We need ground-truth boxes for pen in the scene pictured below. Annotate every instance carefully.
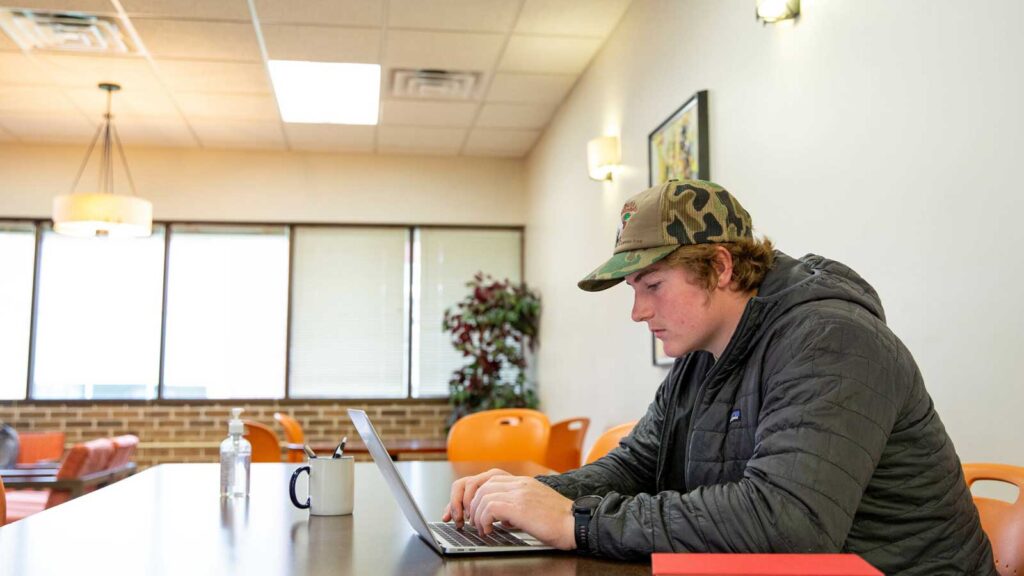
[333,436,347,458]
[303,444,317,459]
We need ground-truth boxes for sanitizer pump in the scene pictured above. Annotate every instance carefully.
[220,407,251,497]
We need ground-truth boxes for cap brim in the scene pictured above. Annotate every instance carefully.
[577,245,679,292]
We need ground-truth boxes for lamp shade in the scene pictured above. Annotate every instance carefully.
[53,193,153,238]
[587,135,620,181]
[756,0,800,23]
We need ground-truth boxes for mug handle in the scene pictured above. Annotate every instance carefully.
[289,465,310,509]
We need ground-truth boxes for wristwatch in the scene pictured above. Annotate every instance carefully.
[572,495,603,552]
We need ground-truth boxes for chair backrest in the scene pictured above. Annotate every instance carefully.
[584,421,638,465]
[16,431,65,464]
[273,413,306,463]
[963,463,1024,576]
[107,435,139,469]
[447,409,550,465]
[545,417,590,473]
[48,438,116,508]
[243,421,282,463]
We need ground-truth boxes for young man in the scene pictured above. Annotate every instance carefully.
[443,180,997,575]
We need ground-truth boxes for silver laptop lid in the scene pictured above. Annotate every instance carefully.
[347,409,442,553]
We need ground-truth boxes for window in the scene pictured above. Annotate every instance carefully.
[0,222,36,400]
[32,224,166,400]
[289,227,409,398]
[162,225,289,399]
[9,221,522,401]
[412,229,522,398]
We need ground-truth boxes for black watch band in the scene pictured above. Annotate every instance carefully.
[572,495,603,553]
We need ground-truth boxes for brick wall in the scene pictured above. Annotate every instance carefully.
[0,400,451,469]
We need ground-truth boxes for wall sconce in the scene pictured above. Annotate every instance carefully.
[587,135,620,181]
[756,0,799,24]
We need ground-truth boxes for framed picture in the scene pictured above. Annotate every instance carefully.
[648,90,709,366]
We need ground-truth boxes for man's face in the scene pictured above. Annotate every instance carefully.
[625,261,727,358]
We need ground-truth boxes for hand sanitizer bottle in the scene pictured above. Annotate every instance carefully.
[220,407,251,497]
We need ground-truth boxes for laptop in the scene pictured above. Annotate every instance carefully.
[347,408,554,555]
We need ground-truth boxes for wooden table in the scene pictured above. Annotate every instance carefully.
[0,461,649,575]
[308,438,447,460]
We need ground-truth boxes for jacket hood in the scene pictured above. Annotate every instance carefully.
[715,251,885,373]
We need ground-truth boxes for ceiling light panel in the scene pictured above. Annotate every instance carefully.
[268,60,380,125]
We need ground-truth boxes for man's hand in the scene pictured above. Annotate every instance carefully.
[443,468,513,528]
[449,473,576,550]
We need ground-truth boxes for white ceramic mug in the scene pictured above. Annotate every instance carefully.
[289,456,354,516]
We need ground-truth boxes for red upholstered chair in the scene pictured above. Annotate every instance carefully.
[15,431,65,464]
[107,435,139,469]
[5,438,115,523]
[545,417,590,473]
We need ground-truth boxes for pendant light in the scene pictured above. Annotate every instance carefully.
[52,83,152,238]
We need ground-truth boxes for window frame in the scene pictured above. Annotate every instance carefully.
[3,218,524,403]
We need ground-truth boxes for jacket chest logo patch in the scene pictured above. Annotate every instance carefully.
[729,409,741,424]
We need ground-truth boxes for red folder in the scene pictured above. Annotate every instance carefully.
[651,554,883,576]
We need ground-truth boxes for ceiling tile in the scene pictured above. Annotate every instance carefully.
[121,0,251,20]
[261,25,379,62]
[515,0,631,37]
[133,19,261,61]
[0,85,76,113]
[191,119,285,150]
[115,116,197,147]
[253,0,383,26]
[384,30,504,71]
[153,59,270,93]
[285,123,375,152]
[3,0,116,13]
[65,86,180,117]
[388,0,519,33]
[475,103,554,129]
[380,100,477,127]
[486,72,575,104]
[378,126,465,155]
[499,35,602,74]
[174,92,279,120]
[0,53,52,86]
[40,54,164,92]
[0,111,96,144]
[464,128,539,156]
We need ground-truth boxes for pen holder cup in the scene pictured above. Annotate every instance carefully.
[289,456,354,516]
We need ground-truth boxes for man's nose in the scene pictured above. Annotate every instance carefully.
[631,294,651,323]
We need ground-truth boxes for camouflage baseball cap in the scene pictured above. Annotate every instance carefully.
[578,179,753,292]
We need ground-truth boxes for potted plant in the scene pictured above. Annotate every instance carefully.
[442,273,541,427]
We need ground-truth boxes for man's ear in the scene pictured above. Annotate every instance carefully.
[712,245,734,289]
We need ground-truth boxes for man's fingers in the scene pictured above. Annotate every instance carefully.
[476,498,515,535]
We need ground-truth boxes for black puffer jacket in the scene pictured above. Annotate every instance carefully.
[539,252,996,575]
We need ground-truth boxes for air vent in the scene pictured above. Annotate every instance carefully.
[0,9,136,54]
[390,69,481,100]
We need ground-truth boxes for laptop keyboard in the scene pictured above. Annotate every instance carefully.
[430,522,529,547]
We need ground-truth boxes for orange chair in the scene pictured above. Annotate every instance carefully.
[243,421,282,463]
[274,412,306,463]
[584,421,638,465]
[545,417,590,473]
[16,431,65,464]
[107,435,139,469]
[5,437,115,523]
[447,409,550,465]
[963,463,1024,576]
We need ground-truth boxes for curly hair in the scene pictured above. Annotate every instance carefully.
[661,237,775,293]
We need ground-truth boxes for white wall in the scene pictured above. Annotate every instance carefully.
[526,0,1024,464]
[0,145,525,225]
